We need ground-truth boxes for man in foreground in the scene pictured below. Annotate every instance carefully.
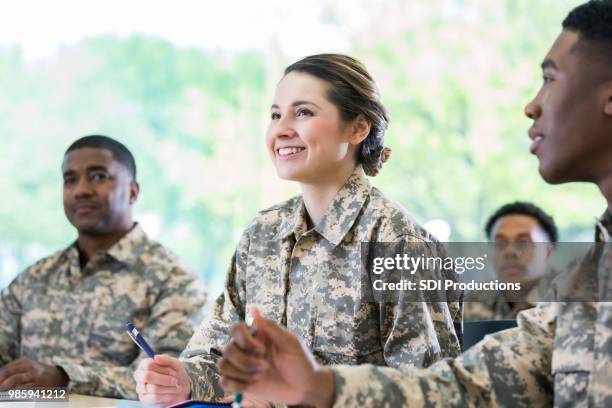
[218,1,612,406]
[0,135,207,399]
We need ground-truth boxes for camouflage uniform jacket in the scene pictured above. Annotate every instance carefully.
[463,270,557,321]
[331,212,612,407]
[181,166,463,401]
[0,224,207,399]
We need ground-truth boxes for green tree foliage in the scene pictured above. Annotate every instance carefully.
[0,36,268,290]
[350,0,600,240]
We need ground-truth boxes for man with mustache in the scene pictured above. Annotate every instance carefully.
[464,201,558,320]
[0,135,207,399]
[217,0,612,406]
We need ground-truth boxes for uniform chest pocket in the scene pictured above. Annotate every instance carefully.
[21,291,100,359]
[86,295,144,365]
[312,302,384,365]
[551,367,590,408]
[551,302,594,408]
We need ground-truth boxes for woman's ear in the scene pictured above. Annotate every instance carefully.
[349,115,371,145]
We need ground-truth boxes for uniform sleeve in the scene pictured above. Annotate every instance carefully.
[0,273,25,366]
[180,231,249,401]
[58,266,208,399]
[378,238,463,370]
[332,302,556,407]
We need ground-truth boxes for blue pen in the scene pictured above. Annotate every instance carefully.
[126,322,156,358]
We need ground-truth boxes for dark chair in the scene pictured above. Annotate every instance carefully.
[462,319,517,351]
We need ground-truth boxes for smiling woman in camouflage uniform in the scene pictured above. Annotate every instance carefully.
[135,54,463,407]
[216,2,612,406]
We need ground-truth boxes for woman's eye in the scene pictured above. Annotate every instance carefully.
[271,112,280,120]
[296,108,313,117]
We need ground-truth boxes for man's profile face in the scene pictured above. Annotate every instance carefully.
[491,214,554,284]
[524,30,612,184]
[62,147,137,236]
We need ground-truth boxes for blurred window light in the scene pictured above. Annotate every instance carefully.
[1,254,18,286]
[423,219,451,242]
[0,0,381,60]
[139,212,162,239]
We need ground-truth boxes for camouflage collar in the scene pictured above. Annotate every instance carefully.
[524,269,557,304]
[66,223,148,271]
[271,199,307,241]
[272,166,372,245]
[105,223,148,266]
[314,166,372,246]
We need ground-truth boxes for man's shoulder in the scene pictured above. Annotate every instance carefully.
[20,247,70,280]
[1,247,71,294]
[113,236,206,304]
[463,294,501,321]
[547,243,601,302]
[134,236,195,278]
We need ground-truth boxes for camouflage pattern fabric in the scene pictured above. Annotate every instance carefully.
[181,166,463,401]
[331,212,612,407]
[0,224,207,399]
[463,270,557,321]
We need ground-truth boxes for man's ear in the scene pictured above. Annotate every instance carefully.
[349,115,371,145]
[129,181,140,205]
[603,81,612,116]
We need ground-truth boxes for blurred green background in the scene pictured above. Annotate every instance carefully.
[0,0,600,295]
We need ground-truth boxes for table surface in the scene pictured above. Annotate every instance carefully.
[0,394,151,408]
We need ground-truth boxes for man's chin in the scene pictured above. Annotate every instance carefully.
[538,162,574,185]
[499,270,526,283]
[70,220,105,236]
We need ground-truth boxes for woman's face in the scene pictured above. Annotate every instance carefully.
[266,71,358,183]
